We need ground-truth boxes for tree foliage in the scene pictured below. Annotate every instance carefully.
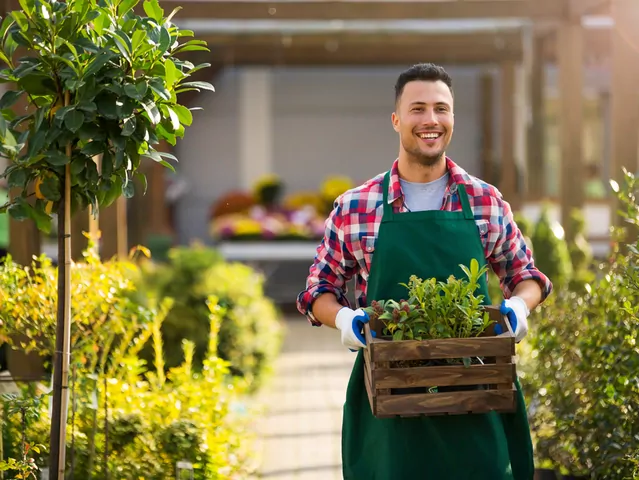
[0,0,213,233]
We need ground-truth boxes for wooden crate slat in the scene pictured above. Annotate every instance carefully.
[371,336,514,361]
[376,388,517,417]
[374,363,515,389]
[363,354,375,412]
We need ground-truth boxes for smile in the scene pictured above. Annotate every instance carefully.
[417,132,442,140]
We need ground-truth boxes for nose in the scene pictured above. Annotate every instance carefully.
[422,108,439,126]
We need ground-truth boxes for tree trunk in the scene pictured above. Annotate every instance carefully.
[49,100,73,478]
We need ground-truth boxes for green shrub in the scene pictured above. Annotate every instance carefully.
[522,170,639,479]
[0,249,258,478]
[566,209,596,291]
[531,205,573,291]
[137,244,283,392]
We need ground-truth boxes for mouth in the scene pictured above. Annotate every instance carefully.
[416,132,443,141]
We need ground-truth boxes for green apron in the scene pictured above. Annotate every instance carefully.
[341,171,534,480]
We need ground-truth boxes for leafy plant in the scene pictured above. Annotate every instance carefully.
[531,205,574,291]
[135,245,283,392]
[522,169,639,478]
[0,0,214,471]
[364,258,494,342]
[0,393,47,480]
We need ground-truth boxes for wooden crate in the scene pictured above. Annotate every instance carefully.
[362,305,516,418]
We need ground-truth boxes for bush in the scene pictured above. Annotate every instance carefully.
[566,209,596,291]
[0,248,257,478]
[521,171,639,479]
[531,205,573,291]
[136,244,283,392]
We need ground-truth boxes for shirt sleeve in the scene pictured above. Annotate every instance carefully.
[296,200,358,326]
[489,197,553,301]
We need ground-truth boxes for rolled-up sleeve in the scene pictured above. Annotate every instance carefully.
[490,198,553,301]
[296,201,357,326]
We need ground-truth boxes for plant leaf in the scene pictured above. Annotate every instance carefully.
[64,110,84,133]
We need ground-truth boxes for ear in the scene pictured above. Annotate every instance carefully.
[391,111,400,133]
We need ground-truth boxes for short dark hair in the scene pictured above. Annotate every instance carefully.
[394,63,453,104]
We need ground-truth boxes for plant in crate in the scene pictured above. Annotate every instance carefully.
[361,259,516,417]
[364,258,494,367]
[0,0,214,473]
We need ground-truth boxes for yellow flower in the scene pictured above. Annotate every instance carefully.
[283,191,323,213]
[321,175,353,202]
[233,218,263,236]
[252,174,281,196]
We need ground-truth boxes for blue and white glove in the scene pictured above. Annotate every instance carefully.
[335,307,375,351]
[495,296,530,343]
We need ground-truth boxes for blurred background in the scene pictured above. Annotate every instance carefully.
[1,2,639,479]
[4,0,639,306]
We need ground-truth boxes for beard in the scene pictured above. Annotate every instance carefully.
[401,138,446,167]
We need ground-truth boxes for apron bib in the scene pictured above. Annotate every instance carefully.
[341,171,534,480]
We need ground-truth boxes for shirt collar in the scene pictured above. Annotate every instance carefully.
[387,157,472,205]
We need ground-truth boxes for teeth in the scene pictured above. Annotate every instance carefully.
[418,133,440,139]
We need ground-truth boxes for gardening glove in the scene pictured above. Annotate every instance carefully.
[495,296,529,343]
[335,307,375,352]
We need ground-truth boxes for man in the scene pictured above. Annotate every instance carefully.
[296,63,552,480]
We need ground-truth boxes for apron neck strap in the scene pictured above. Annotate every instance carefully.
[382,171,474,220]
[457,183,474,220]
[382,171,394,220]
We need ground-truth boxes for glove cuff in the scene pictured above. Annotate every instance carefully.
[509,296,530,317]
[334,307,350,331]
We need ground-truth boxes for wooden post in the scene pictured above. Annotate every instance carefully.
[6,79,40,265]
[557,21,584,237]
[479,71,495,184]
[499,61,519,210]
[99,197,127,260]
[70,212,89,261]
[527,33,547,200]
[610,0,639,227]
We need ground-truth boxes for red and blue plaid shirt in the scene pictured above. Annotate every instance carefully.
[296,158,553,326]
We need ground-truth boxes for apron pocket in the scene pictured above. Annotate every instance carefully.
[359,235,376,274]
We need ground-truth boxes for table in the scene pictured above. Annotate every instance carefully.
[216,241,321,304]
[216,241,319,262]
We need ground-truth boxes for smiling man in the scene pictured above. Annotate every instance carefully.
[297,63,553,479]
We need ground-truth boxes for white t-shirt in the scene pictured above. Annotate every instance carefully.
[399,173,450,212]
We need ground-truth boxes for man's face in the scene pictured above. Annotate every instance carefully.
[392,80,454,167]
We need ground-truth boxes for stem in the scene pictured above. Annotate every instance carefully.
[48,90,73,480]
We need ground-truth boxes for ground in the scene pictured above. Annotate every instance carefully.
[252,315,356,480]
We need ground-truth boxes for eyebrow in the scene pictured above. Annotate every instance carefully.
[409,101,451,108]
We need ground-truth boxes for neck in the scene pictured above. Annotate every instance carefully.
[397,154,447,183]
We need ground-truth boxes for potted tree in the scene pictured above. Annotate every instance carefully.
[0,0,213,476]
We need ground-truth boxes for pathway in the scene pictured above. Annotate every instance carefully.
[251,316,356,480]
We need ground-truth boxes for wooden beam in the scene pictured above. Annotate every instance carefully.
[7,81,40,266]
[99,197,127,261]
[216,41,522,66]
[557,21,584,236]
[202,31,523,48]
[165,0,576,20]
[70,212,89,261]
[609,0,639,227]
[568,0,612,18]
[479,71,495,184]
[544,28,610,63]
[499,61,519,209]
[527,33,546,199]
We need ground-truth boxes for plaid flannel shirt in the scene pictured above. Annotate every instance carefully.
[296,158,553,326]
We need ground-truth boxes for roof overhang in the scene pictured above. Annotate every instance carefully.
[161,0,612,21]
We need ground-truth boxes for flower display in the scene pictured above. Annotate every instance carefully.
[210,174,353,242]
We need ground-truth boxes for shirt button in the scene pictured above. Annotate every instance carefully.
[366,246,373,252]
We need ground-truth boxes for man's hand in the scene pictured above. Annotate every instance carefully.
[335,307,375,351]
[496,296,530,342]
